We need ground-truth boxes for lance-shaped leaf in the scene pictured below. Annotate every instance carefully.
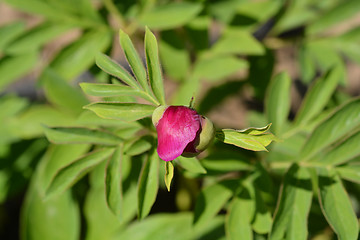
[300,98,360,161]
[269,164,312,240]
[226,186,254,240]
[84,102,156,121]
[119,30,152,94]
[43,126,123,146]
[46,148,114,198]
[138,149,159,219]
[105,146,123,219]
[215,124,278,151]
[318,168,359,240]
[295,67,341,126]
[337,164,360,184]
[145,27,166,105]
[139,2,203,30]
[164,161,174,192]
[95,53,140,89]
[265,72,291,135]
[312,131,360,166]
[124,137,152,156]
[176,156,207,174]
[194,180,238,228]
[80,83,158,105]
[0,21,25,52]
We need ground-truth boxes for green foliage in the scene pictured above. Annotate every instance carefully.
[1,0,360,239]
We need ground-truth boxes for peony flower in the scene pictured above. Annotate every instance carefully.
[152,105,215,161]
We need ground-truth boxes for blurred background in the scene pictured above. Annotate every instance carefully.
[0,0,360,239]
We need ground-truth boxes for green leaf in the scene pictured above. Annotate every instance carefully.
[124,137,152,156]
[0,21,25,52]
[43,126,123,146]
[137,149,159,219]
[215,125,278,151]
[159,30,190,81]
[46,148,114,198]
[105,146,123,219]
[300,98,360,161]
[164,161,174,192]
[318,168,359,240]
[252,188,272,234]
[307,0,360,35]
[201,151,252,173]
[41,68,89,115]
[119,30,151,94]
[211,28,264,55]
[269,164,312,240]
[5,23,72,55]
[84,102,156,121]
[313,131,360,166]
[80,83,158,105]
[176,156,207,174]
[295,67,341,126]
[95,53,140,89]
[298,45,316,83]
[192,55,248,82]
[226,187,254,240]
[193,180,238,227]
[337,165,360,184]
[0,52,38,91]
[265,72,291,135]
[139,2,203,30]
[171,75,200,105]
[50,29,111,81]
[145,27,166,105]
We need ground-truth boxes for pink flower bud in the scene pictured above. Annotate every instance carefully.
[152,105,215,161]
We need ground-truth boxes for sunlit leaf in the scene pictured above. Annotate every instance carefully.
[176,156,207,174]
[43,126,123,146]
[164,161,174,192]
[269,164,312,240]
[318,168,359,240]
[139,2,203,30]
[145,27,166,105]
[84,102,156,121]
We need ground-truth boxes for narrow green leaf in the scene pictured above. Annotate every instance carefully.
[164,161,174,192]
[119,30,151,94]
[41,68,89,115]
[46,148,114,198]
[252,188,272,234]
[6,23,72,54]
[80,83,158,105]
[307,0,360,35]
[50,29,111,81]
[176,156,207,174]
[318,168,359,240]
[211,28,264,55]
[193,180,238,227]
[269,164,312,240]
[192,55,248,82]
[215,127,278,152]
[237,123,272,135]
[201,151,252,173]
[0,53,38,91]
[337,165,360,184]
[295,67,341,126]
[137,149,159,219]
[265,72,291,135]
[124,137,152,156]
[43,126,123,146]
[84,102,156,121]
[105,146,123,219]
[226,187,254,240]
[95,53,140,89]
[298,45,316,83]
[145,27,166,105]
[0,21,25,52]
[171,75,200,105]
[313,131,360,166]
[139,2,203,30]
[300,98,360,161]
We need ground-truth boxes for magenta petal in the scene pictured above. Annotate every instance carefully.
[156,106,201,161]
